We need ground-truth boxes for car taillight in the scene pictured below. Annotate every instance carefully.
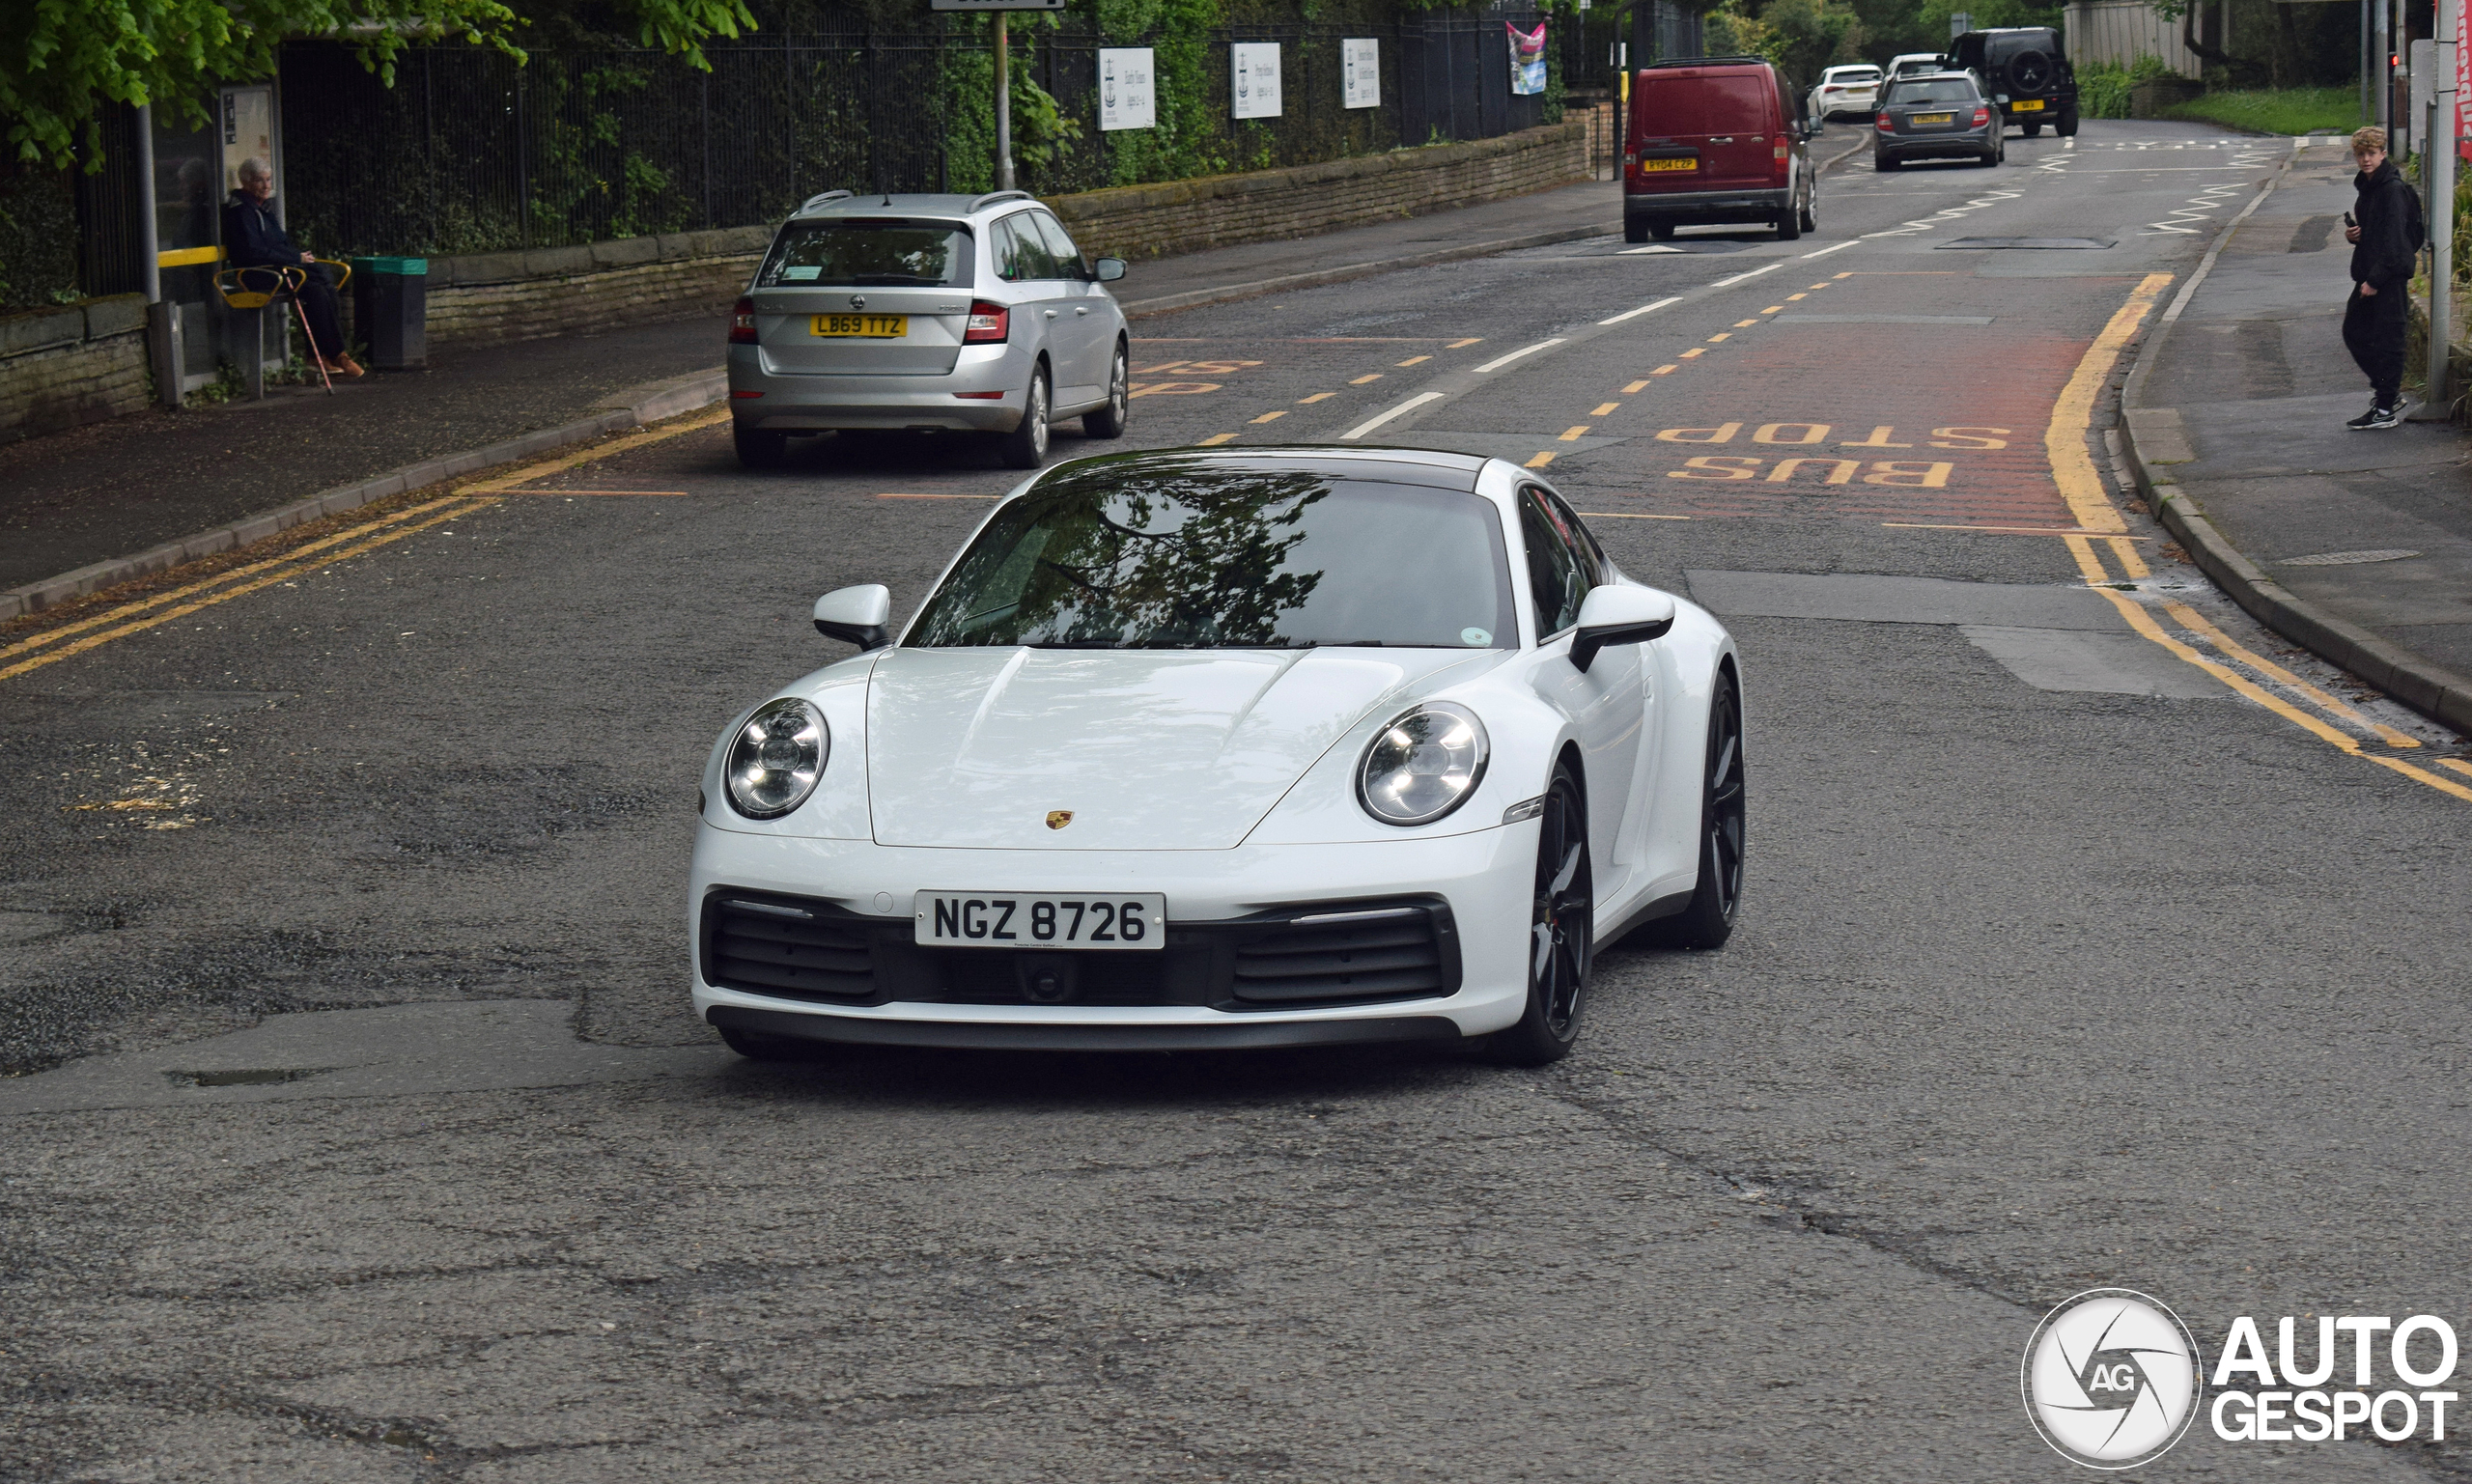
[1876,112,1894,131]
[964,300,1009,343]
[729,296,757,345]
[1972,106,1992,126]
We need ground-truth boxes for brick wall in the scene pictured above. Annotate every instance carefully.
[421,227,772,348]
[0,296,150,445]
[1050,122,1591,261]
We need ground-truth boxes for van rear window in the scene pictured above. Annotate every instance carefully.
[758,222,972,288]
[1636,73,1772,133]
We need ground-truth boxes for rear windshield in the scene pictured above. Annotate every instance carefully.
[908,472,1516,650]
[1636,72,1775,133]
[1888,79,1980,106]
[757,221,971,288]
[1826,69,1880,81]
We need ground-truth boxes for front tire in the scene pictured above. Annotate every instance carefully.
[997,364,1051,469]
[1082,343,1129,438]
[1643,672,1745,951]
[733,424,787,468]
[1482,762,1594,1067]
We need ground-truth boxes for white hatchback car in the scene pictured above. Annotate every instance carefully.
[725,189,1131,470]
[1808,65,1883,122]
[688,447,1747,1066]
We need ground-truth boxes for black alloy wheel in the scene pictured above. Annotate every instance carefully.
[997,364,1051,469]
[1082,343,1130,438]
[1483,762,1594,1066]
[1645,672,1745,950]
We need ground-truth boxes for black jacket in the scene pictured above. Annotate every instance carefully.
[222,192,306,267]
[2350,160,2420,291]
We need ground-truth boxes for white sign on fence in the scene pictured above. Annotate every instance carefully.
[1099,47,1156,130]
[1232,42,1283,120]
[1342,39,1380,109]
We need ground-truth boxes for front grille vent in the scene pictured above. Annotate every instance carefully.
[704,895,874,1001]
[1228,907,1448,1004]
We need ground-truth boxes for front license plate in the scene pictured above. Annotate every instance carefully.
[916,893,1166,950]
[1911,112,1953,125]
[2012,98,2044,111]
[811,314,907,338]
[1640,156,1698,172]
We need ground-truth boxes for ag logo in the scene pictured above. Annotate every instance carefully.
[2022,1289,2203,1470]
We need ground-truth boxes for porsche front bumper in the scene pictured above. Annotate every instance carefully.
[688,823,1540,1049]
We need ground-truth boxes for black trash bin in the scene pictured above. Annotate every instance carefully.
[351,256,428,370]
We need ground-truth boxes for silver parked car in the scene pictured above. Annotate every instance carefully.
[726,189,1131,469]
[1873,72,2004,171]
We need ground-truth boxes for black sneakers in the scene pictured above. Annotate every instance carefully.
[2347,405,2402,430]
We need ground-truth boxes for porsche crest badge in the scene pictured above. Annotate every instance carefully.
[1045,810,1074,829]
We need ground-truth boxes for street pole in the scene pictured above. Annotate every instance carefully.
[2377,0,2391,135]
[2427,6,2458,410]
[995,12,1016,191]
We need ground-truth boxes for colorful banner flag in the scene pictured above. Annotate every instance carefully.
[1507,20,1547,98]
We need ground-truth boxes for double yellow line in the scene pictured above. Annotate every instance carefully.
[0,493,498,684]
[0,406,732,686]
[2051,277,2472,804]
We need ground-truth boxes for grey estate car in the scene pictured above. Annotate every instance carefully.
[1873,72,2003,170]
[726,189,1131,469]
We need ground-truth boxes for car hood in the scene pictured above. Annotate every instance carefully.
[865,647,1486,849]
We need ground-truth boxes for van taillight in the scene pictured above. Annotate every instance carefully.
[965,300,1009,344]
[1773,141,1789,162]
[729,296,757,345]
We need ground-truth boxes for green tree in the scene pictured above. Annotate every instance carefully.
[2,0,758,168]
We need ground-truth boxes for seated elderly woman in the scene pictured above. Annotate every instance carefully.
[220,156,363,378]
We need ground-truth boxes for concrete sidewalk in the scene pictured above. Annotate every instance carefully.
[0,179,1616,609]
[2124,136,2472,733]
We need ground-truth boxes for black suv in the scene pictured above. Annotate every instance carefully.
[1951,27,2078,136]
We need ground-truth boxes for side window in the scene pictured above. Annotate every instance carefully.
[1518,487,1590,637]
[1001,214,1060,280]
[992,218,1026,282]
[1541,489,1606,588]
[1030,211,1086,279]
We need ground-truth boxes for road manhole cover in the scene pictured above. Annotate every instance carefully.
[2279,549,2422,566]
[1937,237,2118,249]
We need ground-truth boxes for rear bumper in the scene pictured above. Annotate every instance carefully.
[1623,186,1791,224]
[711,1002,1464,1051]
[1876,132,1996,160]
[726,342,1031,433]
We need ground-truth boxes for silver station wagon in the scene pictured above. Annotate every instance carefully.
[726,189,1132,469]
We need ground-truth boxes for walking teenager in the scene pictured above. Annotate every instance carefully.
[2341,126,2420,430]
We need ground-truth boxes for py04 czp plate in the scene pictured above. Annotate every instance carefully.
[916,893,1166,950]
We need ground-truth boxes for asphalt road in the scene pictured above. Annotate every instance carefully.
[5,120,2470,1482]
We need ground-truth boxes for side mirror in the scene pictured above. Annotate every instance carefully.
[814,584,892,650]
[1568,585,1676,673]
[1092,256,1127,282]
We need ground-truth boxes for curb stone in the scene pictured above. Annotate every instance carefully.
[0,371,727,624]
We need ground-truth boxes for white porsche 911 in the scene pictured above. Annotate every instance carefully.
[689,447,1744,1065]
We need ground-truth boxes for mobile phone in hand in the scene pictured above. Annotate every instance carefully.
[2345,210,2357,227]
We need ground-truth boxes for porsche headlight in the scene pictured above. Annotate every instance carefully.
[1357,703,1489,826]
[724,698,828,819]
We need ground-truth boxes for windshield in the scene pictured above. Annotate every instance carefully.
[1888,79,1980,106]
[757,221,971,288]
[907,470,1517,650]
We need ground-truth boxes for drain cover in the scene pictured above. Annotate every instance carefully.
[1937,237,2118,249]
[2279,548,2422,566]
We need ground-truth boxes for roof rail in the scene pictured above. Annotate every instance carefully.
[1641,55,1769,70]
[799,188,855,212]
[969,189,1033,211]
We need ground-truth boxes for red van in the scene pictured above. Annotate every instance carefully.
[1624,57,1818,242]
